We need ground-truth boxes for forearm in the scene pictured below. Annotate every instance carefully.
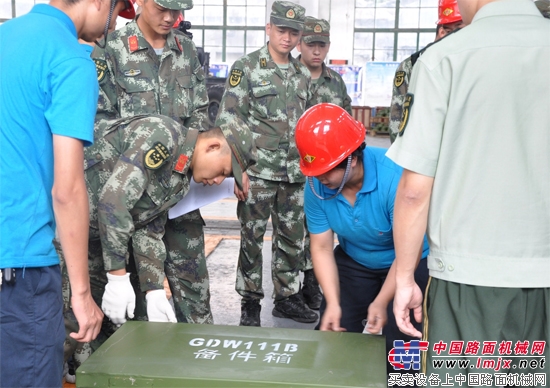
[132,217,167,291]
[375,261,397,306]
[393,170,433,284]
[310,234,339,306]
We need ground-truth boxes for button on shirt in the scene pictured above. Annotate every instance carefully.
[305,147,429,269]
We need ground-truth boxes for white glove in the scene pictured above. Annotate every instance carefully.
[102,273,135,326]
[146,289,177,323]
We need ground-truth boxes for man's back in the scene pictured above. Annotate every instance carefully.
[388,0,550,287]
[0,5,96,267]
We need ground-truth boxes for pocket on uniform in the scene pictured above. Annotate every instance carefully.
[115,76,157,116]
[251,85,278,119]
[254,133,280,151]
[175,74,194,119]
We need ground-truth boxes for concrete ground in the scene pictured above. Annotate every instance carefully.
[203,135,391,330]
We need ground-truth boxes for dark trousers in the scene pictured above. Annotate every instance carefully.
[317,246,429,374]
[1,265,65,387]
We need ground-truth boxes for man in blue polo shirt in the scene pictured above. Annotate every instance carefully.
[296,103,429,375]
[0,0,123,385]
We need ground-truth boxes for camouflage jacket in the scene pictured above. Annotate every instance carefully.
[215,44,311,183]
[92,20,208,131]
[389,56,412,143]
[86,115,196,291]
[306,62,352,115]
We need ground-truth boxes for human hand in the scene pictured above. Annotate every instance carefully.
[319,303,346,332]
[69,292,104,343]
[102,272,135,326]
[365,299,387,334]
[146,290,177,323]
[234,172,249,201]
[393,281,423,338]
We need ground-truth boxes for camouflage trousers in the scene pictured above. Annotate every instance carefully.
[165,210,212,324]
[236,176,305,302]
[300,217,313,272]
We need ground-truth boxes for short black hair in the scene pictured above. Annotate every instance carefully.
[333,143,366,170]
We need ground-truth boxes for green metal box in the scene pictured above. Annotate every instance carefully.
[77,322,386,387]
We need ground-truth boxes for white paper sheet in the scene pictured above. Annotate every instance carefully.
[168,178,235,219]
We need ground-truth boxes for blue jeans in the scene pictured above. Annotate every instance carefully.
[1,265,64,387]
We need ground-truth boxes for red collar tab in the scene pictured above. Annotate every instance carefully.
[128,35,139,52]
[175,37,183,52]
[174,154,189,173]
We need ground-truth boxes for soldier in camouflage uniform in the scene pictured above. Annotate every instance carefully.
[389,0,464,143]
[63,114,255,368]
[296,16,353,311]
[297,17,352,115]
[215,1,317,327]
[91,0,214,324]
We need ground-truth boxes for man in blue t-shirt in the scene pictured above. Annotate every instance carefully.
[296,103,429,375]
[0,0,125,385]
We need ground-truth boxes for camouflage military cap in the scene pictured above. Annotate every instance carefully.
[535,0,550,18]
[270,1,306,31]
[302,16,330,44]
[153,0,193,11]
[219,118,257,191]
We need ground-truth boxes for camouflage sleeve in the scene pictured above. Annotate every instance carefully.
[92,45,121,124]
[389,59,411,143]
[131,213,167,292]
[341,82,353,116]
[183,43,209,132]
[214,60,250,128]
[97,122,176,290]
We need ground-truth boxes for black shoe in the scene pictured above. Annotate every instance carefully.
[272,294,318,323]
[240,298,261,326]
[302,269,323,310]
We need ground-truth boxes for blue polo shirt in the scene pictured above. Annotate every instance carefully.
[305,146,429,270]
[0,5,97,269]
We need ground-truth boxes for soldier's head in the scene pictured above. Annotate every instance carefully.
[297,17,330,72]
[436,0,464,40]
[266,1,305,58]
[191,118,256,191]
[54,0,118,42]
[135,0,192,38]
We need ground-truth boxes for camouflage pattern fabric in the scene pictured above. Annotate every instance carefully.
[93,20,208,131]
[236,176,305,301]
[215,44,311,301]
[216,44,311,184]
[305,63,352,115]
[61,115,195,367]
[389,56,412,143]
[92,20,213,324]
[270,1,306,31]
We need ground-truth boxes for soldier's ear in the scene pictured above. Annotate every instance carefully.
[205,140,222,153]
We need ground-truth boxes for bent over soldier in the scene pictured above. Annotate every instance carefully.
[92,0,213,324]
[215,1,317,327]
[63,114,256,369]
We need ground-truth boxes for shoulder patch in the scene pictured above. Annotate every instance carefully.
[144,142,170,170]
[93,58,107,82]
[394,71,405,88]
[398,93,414,137]
[229,69,243,87]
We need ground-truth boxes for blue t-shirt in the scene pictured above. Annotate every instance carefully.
[0,4,97,269]
[305,146,429,270]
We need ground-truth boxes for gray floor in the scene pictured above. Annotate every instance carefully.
[202,135,391,330]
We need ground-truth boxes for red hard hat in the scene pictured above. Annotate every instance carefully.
[173,13,184,28]
[118,0,136,20]
[437,0,462,25]
[296,103,366,177]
